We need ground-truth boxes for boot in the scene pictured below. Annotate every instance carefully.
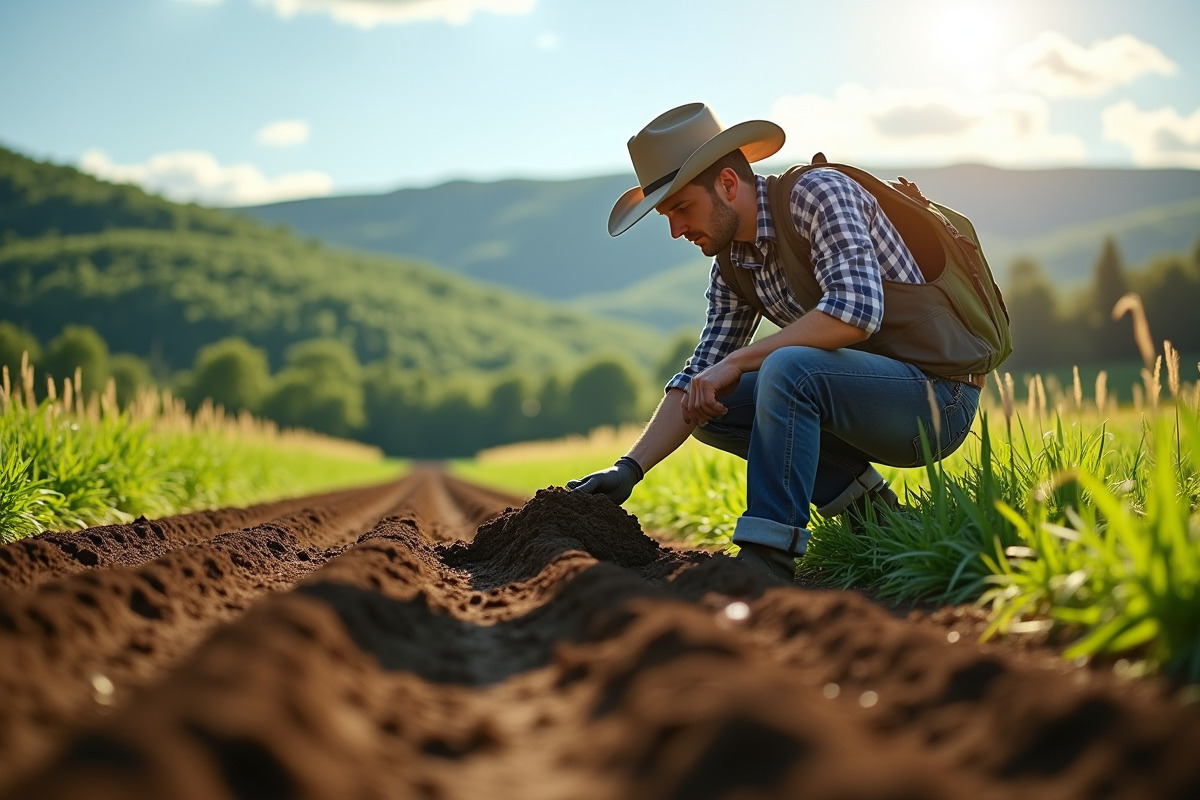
[734,542,797,583]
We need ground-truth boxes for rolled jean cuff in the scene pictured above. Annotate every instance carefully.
[816,465,887,518]
[732,515,811,556]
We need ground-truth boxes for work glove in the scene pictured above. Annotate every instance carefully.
[566,456,644,505]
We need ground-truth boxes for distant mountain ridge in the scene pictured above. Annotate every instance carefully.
[241,163,1200,323]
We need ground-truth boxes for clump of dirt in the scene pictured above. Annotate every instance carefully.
[442,488,699,589]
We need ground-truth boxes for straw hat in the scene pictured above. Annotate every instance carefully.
[608,103,785,237]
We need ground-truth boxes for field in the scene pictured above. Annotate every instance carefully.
[1,361,1199,797]
[2,470,1199,798]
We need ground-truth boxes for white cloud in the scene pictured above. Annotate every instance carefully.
[255,0,536,28]
[1102,101,1200,168]
[79,149,334,206]
[1006,32,1177,98]
[256,119,311,147]
[770,85,1087,167]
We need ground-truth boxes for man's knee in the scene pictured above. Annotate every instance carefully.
[692,421,749,460]
[758,346,827,394]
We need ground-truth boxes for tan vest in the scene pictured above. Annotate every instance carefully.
[717,162,1011,382]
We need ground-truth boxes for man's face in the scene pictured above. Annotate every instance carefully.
[656,182,741,258]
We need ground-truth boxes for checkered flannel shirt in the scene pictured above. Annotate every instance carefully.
[665,169,923,393]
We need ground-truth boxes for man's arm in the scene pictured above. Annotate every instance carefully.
[564,388,694,503]
[625,387,695,472]
[680,309,867,426]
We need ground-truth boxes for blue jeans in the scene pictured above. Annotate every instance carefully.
[693,346,980,556]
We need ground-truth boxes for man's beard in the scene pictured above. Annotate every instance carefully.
[698,196,740,257]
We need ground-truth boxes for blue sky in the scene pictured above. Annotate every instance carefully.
[1,0,1197,205]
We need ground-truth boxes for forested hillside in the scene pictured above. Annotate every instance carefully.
[0,145,659,376]
[0,146,260,240]
[0,145,667,457]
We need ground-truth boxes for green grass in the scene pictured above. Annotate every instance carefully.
[0,376,403,542]
[981,408,1200,680]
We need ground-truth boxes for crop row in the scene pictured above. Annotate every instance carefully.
[0,361,400,541]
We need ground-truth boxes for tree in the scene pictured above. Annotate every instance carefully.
[1139,255,1200,353]
[484,373,535,446]
[108,353,154,408]
[361,363,435,456]
[1087,237,1138,360]
[182,337,271,413]
[262,369,365,438]
[1004,259,1080,370]
[566,357,644,433]
[0,322,39,385]
[261,338,366,438]
[41,325,109,398]
[283,338,362,386]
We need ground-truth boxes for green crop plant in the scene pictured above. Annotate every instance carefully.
[0,365,401,542]
[982,407,1200,681]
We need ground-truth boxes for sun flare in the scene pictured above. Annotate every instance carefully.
[935,1,1005,66]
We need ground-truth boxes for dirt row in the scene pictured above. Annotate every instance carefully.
[1,469,1198,799]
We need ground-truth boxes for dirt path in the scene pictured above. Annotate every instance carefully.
[1,468,1197,799]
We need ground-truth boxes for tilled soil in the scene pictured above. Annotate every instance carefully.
[1,468,1198,799]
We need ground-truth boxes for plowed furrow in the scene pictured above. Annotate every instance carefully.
[1,478,1198,800]
[0,483,397,594]
[0,478,473,791]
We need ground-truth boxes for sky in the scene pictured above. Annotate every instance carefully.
[1,0,1198,206]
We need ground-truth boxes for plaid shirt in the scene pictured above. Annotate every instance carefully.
[665,169,922,393]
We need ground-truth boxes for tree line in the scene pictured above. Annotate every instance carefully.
[0,322,684,458]
[1004,235,1200,370]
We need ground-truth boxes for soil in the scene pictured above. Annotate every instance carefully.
[1,466,1198,799]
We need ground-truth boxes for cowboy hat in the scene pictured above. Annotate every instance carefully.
[608,103,785,237]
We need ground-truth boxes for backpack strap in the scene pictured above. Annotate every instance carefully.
[716,156,831,318]
[716,250,766,318]
[764,166,824,310]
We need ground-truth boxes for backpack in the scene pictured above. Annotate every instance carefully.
[718,155,1012,378]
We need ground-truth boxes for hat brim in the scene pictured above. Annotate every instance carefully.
[608,119,785,237]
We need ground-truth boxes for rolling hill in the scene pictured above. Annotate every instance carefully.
[241,162,1200,331]
[0,145,662,376]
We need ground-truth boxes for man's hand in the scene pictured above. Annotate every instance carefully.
[567,456,644,505]
[681,360,741,426]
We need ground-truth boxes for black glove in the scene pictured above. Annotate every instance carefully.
[566,456,644,505]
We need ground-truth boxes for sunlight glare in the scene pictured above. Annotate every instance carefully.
[936,1,1004,66]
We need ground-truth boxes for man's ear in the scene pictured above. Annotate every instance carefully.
[717,167,739,200]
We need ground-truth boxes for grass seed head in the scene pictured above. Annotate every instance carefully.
[1112,292,1156,369]
[1164,341,1180,399]
[1002,373,1016,422]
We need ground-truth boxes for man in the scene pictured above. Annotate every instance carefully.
[568,103,982,583]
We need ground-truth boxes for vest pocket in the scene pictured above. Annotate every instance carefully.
[860,281,992,376]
